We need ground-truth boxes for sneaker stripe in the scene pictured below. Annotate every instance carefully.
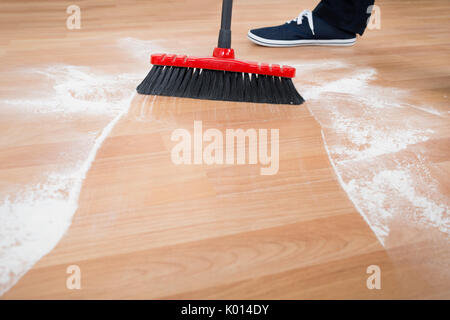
[248,31,356,47]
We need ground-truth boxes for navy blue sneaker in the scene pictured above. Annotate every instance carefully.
[248,10,356,47]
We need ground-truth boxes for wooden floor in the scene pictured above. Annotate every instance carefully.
[0,0,449,299]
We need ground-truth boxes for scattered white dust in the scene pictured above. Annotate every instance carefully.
[117,37,165,63]
[330,109,434,162]
[3,66,137,115]
[0,60,141,295]
[346,169,449,240]
[297,62,449,245]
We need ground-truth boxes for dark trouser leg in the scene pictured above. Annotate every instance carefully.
[313,0,375,35]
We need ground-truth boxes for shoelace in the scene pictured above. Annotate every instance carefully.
[287,10,315,35]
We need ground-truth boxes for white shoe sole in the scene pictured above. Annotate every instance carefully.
[248,31,356,47]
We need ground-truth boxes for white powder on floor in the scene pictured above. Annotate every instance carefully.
[117,37,165,63]
[3,66,137,115]
[330,110,434,161]
[0,63,139,296]
[345,169,449,239]
[296,61,449,246]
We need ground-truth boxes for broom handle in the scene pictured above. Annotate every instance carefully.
[217,0,233,49]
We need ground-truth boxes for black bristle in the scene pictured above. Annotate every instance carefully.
[235,72,244,102]
[272,76,284,104]
[150,66,169,95]
[264,76,276,104]
[137,65,162,95]
[192,69,207,98]
[222,71,231,101]
[167,67,187,97]
[255,75,267,104]
[155,66,175,95]
[198,70,212,99]
[160,67,180,96]
[135,65,154,93]
[183,68,200,98]
[211,71,224,101]
[243,73,252,102]
[278,76,292,104]
[206,69,219,100]
[175,68,193,97]
[136,66,304,105]
[229,72,238,101]
[283,77,305,105]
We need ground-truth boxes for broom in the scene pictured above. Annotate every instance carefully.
[136,0,304,105]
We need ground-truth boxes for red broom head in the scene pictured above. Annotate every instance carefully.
[150,48,296,78]
[137,47,304,105]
